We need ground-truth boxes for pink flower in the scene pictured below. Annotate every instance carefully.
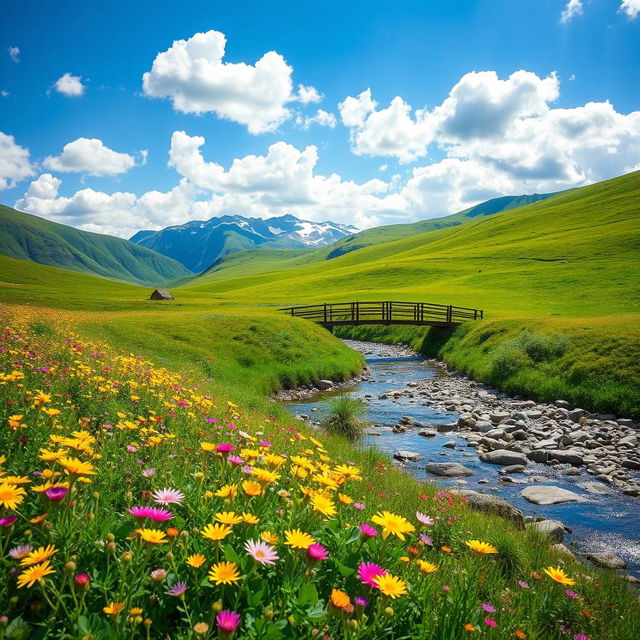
[45,486,68,502]
[0,516,18,527]
[150,569,167,581]
[259,440,271,448]
[142,468,156,478]
[216,610,240,633]
[416,511,434,526]
[74,573,90,589]
[307,543,328,562]
[573,635,590,640]
[360,523,378,538]
[126,445,137,452]
[353,503,365,510]
[216,443,235,454]
[9,544,32,559]
[565,589,579,599]
[420,533,433,547]
[168,582,187,597]
[244,540,278,566]
[442,585,450,592]
[518,580,529,589]
[227,456,244,465]
[152,488,185,505]
[482,603,496,613]
[358,562,386,587]
[355,596,368,607]
[129,506,173,521]
[484,617,497,628]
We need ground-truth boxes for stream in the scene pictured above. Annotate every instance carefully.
[285,340,640,578]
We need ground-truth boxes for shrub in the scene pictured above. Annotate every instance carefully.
[490,346,529,381]
[319,394,367,441]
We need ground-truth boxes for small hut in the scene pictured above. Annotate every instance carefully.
[150,289,174,301]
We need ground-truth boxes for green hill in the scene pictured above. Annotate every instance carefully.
[0,205,191,285]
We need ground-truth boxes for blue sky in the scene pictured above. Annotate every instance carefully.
[1,0,639,237]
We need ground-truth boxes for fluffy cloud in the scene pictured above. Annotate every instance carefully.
[43,138,138,176]
[0,132,35,189]
[620,0,640,18]
[561,0,583,22]
[142,30,320,134]
[53,73,85,97]
[296,109,337,130]
[339,90,434,163]
[8,46,20,63]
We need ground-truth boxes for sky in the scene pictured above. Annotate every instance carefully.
[1,0,639,238]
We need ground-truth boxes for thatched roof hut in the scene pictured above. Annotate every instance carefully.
[150,289,174,301]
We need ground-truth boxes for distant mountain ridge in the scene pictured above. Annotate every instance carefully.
[0,205,190,286]
[130,214,358,272]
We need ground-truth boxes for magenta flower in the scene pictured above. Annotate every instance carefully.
[216,443,235,454]
[216,610,240,633]
[416,511,434,526]
[259,440,271,448]
[482,603,496,613]
[244,540,278,566]
[9,544,32,559]
[0,516,18,527]
[358,562,386,587]
[129,506,173,521]
[45,486,68,502]
[168,582,187,597]
[152,488,185,505]
[354,596,368,607]
[518,580,529,589]
[74,573,90,588]
[484,617,497,628]
[360,523,378,538]
[574,635,590,640]
[307,543,328,562]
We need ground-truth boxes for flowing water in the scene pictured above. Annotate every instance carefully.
[285,340,640,577]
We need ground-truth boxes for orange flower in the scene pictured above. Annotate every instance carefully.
[464,623,475,632]
[330,589,350,609]
[514,631,527,639]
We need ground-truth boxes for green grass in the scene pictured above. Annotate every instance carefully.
[0,205,190,285]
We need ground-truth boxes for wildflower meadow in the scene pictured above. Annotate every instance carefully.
[0,305,638,639]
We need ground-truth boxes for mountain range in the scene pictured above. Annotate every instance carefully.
[130,214,358,272]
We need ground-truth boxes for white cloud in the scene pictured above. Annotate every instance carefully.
[339,90,435,163]
[43,138,138,176]
[0,132,35,189]
[296,84,323,104]
[620,0,640,18]
[1,91,9,97]
[142,30,317,134]
[8,46,20,63]
[561,0,583,23]
[296,109,337,130]
[53,73,85,97]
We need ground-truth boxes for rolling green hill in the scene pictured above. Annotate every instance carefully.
[0,205,191,285]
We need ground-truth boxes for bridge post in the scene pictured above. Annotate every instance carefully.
[323,303,327,324]
[447,305,452,324]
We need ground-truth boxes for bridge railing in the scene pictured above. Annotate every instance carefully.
[279,301,483,325]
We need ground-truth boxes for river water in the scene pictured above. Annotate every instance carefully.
[285,340,640,577]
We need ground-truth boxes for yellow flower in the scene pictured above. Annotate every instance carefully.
[334,464,362,481]
[252,468,280,485]
[200,442,215,452]
[17,561,55,588]
[264,454,286,468]
[30,513,49,524]
[59,457,96,476]
[103,602,125,616]
[242,512,259,525]
[186,554,206,568]
[215,511,242,525]
[543,566,575,585]
[137,529,168,544]
[373,573,408,599]
[312,472,339,490]
[242,480,262,497]
[0,483,26,510]
[464,540,498,555]
[311,494,336,517]
[330,589,350,609]
[130,607,143,615]
[201,523,232,542]
[417,560,438,574]
[261,531,279,545]
[2,475,30,485]
[42,408,61,417]
[338,493,353,504]
[208,561,240,585]
[371,511,415,541]
[39,448,68,462]
[215,484,237,499]
[20,544,58,566]
[284,529,315,549]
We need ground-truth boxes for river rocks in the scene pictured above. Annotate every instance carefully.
[394,450,423,462]
[568,408,587,422]
[584,553,628,570]
[578,481,614,495]
[443,440,456,448]
[418,429,438,438]
[426,462,474,477]
[454,489,525,529]
[521,485,588,505]
[480,449,528,466]
[317,379,334,390]
[531,519,566,542]
[551,543,577,560]
[500,464,526,474]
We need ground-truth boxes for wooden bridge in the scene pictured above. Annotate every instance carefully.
[280,301,483,328]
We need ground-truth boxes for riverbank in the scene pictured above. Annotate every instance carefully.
[285,340,640,578]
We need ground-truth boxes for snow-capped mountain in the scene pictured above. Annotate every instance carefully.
[129,214,358,273]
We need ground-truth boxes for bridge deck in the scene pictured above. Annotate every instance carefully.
[280,301,483,328]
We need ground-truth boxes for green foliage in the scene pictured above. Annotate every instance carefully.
[319,394,367,441]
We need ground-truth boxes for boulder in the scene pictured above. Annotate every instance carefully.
[393,450,423,462]
[568,408,587,422]
[531,519,566,542]
[454,489,525,529]
[577,481,614,496]
[584,553,628,570]
[442,440,456,449]
[500,464,526,474]
[317,380,334,390]
[521,485,588,505]
[551,543,577,561]
[480,449,528,466]
[425,462,474,477]
[418,429,438,438]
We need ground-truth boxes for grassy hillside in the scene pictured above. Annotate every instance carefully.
[0,205,191,285]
